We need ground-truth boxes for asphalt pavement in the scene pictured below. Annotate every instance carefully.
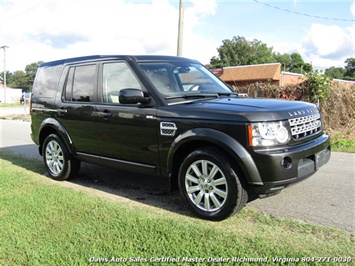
[1,117,354,232]
[0,105,30,116]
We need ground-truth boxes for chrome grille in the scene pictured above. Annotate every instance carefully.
[289,113,322,140]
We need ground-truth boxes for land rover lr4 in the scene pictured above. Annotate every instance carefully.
[31,55,331,220]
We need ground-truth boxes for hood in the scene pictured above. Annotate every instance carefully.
[159,97,319,122]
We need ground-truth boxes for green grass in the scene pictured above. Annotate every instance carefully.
[331,138,355,153]
[0,151,353,265]
[0,103,22,107]
[327,128,355,153]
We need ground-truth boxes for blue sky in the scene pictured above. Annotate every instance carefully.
[1,0,354,72]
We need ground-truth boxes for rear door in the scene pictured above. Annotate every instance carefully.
[56,63,99,155]
[95,60,159,173]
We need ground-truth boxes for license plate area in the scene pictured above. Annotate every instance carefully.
[298,147,330,178]
[315,147,331,170]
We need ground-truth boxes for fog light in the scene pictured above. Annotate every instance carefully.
[281,157,292,169]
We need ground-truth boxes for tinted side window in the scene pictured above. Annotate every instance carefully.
[65,67,74,101]
[33,65,62,98]
[102,62,142,103]
[65,64,96,102]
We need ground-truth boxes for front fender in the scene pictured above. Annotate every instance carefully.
[167,128,263,185]
[39,118,76,156]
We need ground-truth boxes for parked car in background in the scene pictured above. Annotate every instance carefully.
[20,92,31,104]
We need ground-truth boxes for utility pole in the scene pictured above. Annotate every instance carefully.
[0,45,9,103]
[177,0,184,56]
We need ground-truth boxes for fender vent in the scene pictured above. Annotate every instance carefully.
[160,122,177,136]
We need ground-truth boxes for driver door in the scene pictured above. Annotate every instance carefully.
[95,61,159,173]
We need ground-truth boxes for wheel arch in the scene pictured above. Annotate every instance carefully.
[167,128,262,190]
[38,118,75,156]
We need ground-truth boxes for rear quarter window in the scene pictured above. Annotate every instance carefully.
[64,64,97,102]
[33,65,63,98]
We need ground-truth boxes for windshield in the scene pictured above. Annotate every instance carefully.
[139,62,232,99]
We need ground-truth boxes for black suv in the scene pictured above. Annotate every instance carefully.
[30,55,331,220]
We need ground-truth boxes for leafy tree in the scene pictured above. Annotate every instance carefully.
[324,58,355,81]
[344,57,355,80]
[303,63,313,73]
[274,53,291,71]
[1,61,43,91]
[0,71,10,86]
[249,40,277,64]
[274,52,312,73]
[209,56,223,68]
[325,67,346,79]
[209,36,312,74]
[209,36,277,67]
[7,71,27,89]
[289,53,304,73]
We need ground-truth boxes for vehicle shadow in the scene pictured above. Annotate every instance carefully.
[74,162,193,217]
[1,146,194,219]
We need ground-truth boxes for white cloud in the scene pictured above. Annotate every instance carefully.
[1,0,218,71]
[303,24,353,58]
[302,23,354,68]
[269,41,304,55]
[187,0,217,18]
[351,2,355,16]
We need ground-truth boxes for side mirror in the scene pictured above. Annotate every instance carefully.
[119,88,150,104]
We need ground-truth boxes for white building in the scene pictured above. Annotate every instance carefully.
[0,82,22,103]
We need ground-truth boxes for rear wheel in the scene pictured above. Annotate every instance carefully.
[178,148,248,220]
[42,134,80,181]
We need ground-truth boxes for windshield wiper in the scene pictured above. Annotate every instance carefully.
[165,93,219,100]
[166,94,220,106]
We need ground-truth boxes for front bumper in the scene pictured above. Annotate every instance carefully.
[249,133,331,197]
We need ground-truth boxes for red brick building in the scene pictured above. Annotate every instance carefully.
[211,63,354,89]
[212,63,281,87]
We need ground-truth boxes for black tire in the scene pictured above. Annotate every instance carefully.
[178,148,248,221]
[42,134,80,181]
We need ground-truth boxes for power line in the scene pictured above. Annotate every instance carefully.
[1,2,43,21]
[252,0,355,22]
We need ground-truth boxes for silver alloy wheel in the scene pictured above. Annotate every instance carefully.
[45,140,64,175]
[185,159,228,212]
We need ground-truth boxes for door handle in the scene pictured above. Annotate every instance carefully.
[56,108,67,115]
[96,111,112,119]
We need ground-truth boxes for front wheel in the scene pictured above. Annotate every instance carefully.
[178,148,248,221]
[42,134,80,181]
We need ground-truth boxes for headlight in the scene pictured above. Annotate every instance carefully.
[248,122,290,147]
